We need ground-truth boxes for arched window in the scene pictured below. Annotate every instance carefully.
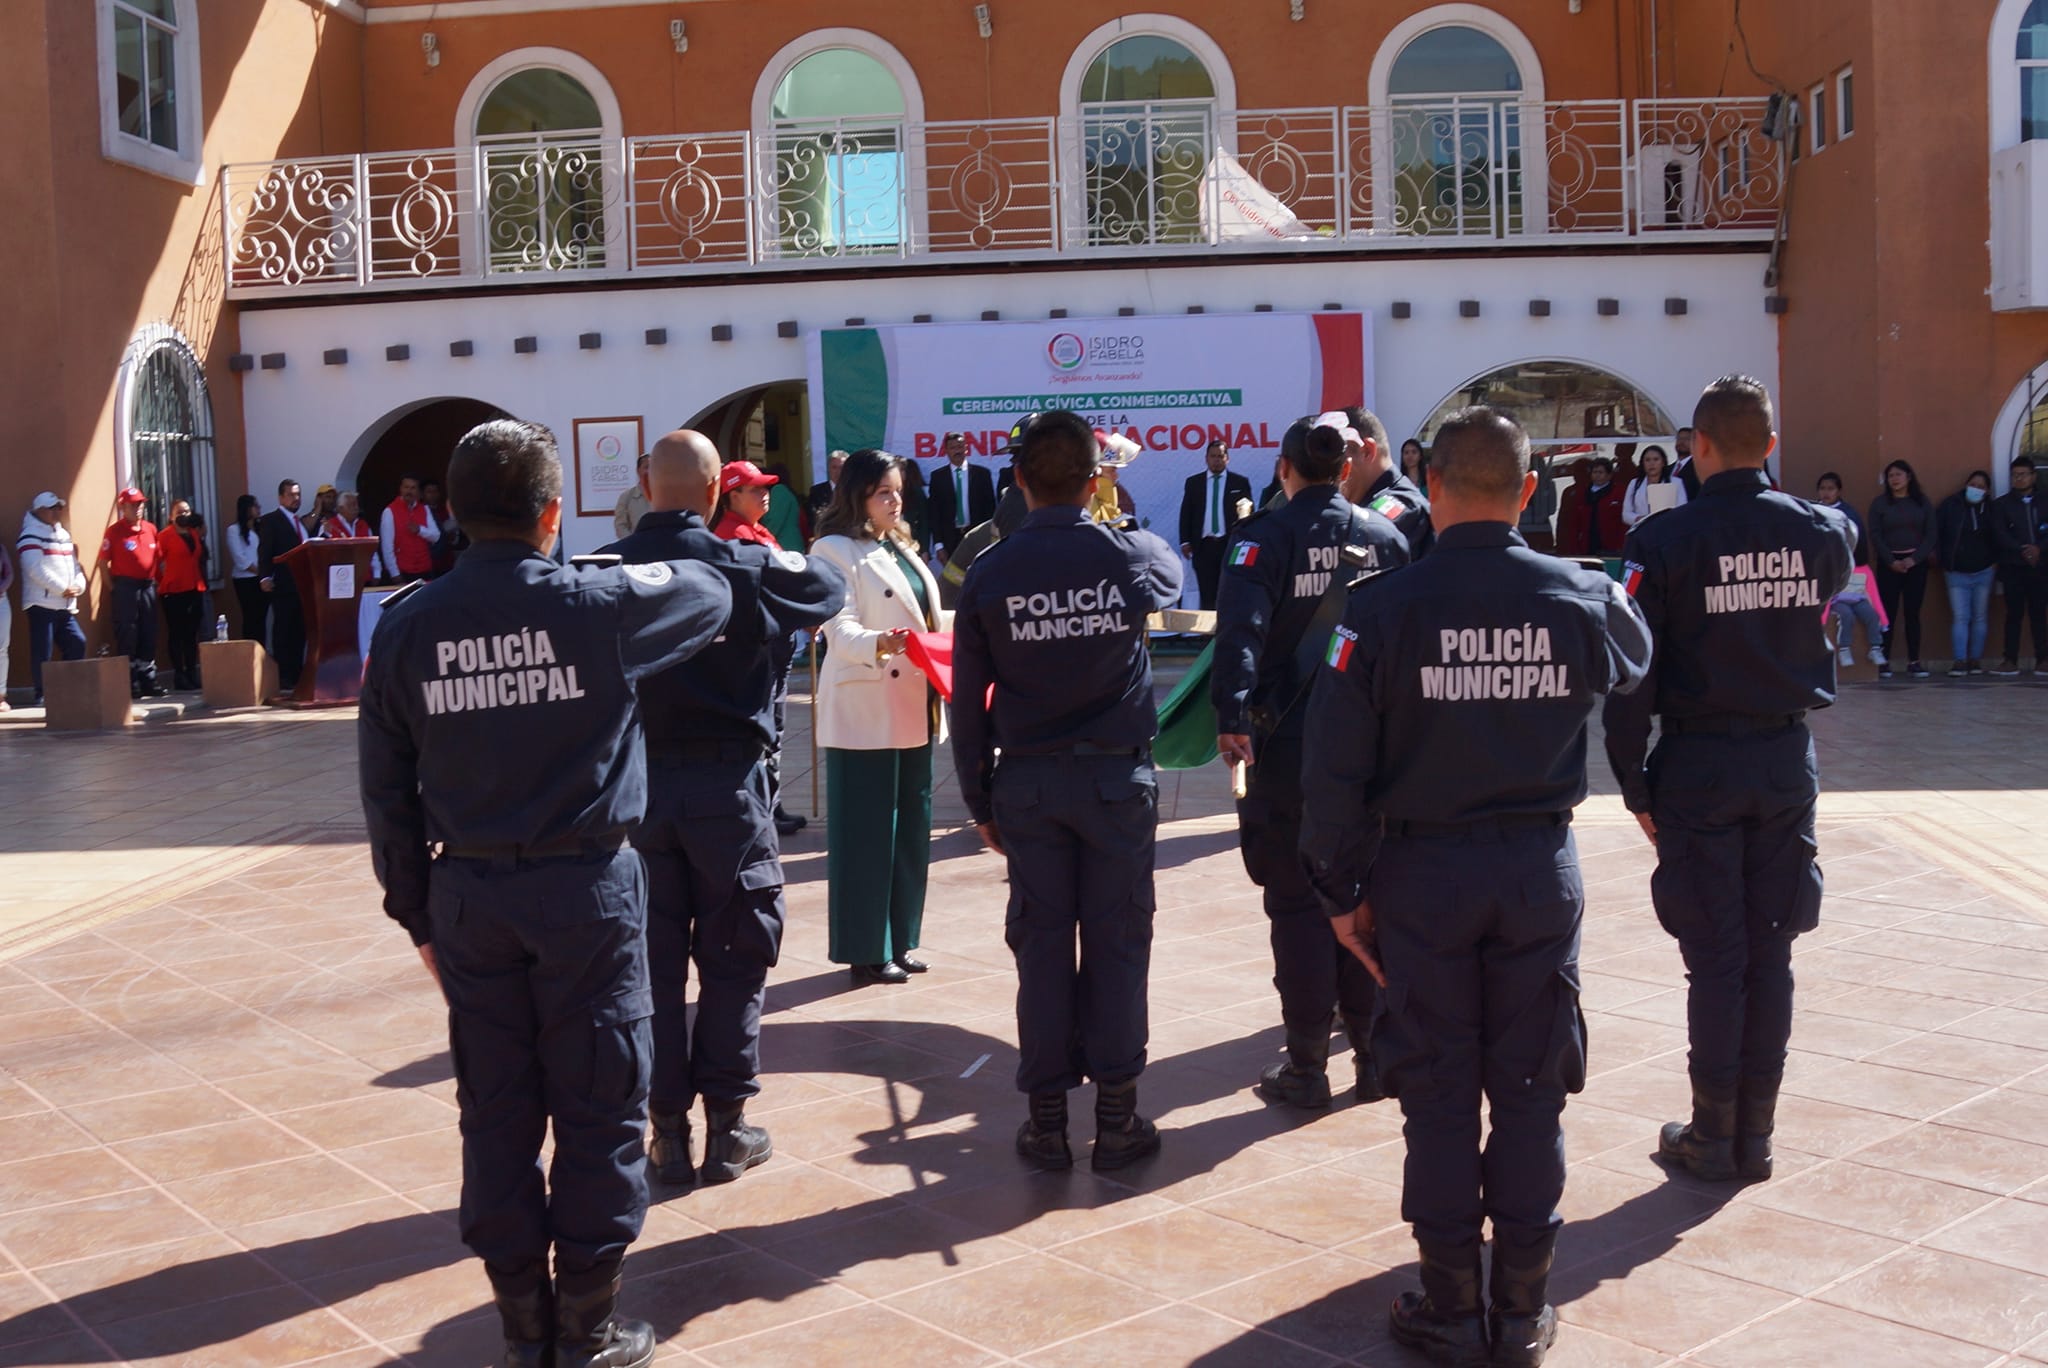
[1387,26,1529,235]
[457,51,622,273]
[1421,360,1676,544]
[1992,362,2048,489]
[1078,34,1217,245]
[2021,0,2048,141]
[768,47,909,255]
[116,327,216,534]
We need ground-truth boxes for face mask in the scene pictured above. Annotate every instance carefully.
[1966,486,1987,504]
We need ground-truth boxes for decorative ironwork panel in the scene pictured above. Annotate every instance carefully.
[920,119,1058,254]
[1226,108,1343,240]
[479,133,620,274]
[1634,99,1783,232]
[1080,104,1212,247]
[1543,101,1629,234]
[361,151,464,282]
[764,119,908,259]
[1384,98,1525,238]
[224,156,363,290]
[628,132,755,268]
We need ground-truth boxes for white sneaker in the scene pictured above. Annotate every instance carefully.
[1867,649,1887,666]
[1838,646,1854,667]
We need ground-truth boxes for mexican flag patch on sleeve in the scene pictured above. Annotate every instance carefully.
[1325,625,1357,671]
[1369,495,1404,519]
[1229,542,1259,568]
[1623,560,1645,596]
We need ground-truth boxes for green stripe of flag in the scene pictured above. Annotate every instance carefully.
[820,328,889,455]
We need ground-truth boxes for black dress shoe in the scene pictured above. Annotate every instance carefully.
[850,962,910,986]
[893,954,929,974]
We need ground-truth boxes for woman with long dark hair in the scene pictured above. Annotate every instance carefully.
[1937,469,1998,676]
[228,494,266,643]
[810,450,948,986]
[1400,438,1427,484]
[1868,459,1935,678]
[1622,445,1687,527]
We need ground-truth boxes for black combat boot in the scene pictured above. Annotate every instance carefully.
[1091,1078,1160,1172]
[485,1259,552,1368]
[1389,1241,1491,1368]
[1016,1090,1072,1171]
[1659,1078,1739,1181]
[554,1261,654,1368]
[1345,1016,1386,1104]
[1736,1072,1781,1182]
[700,1101,772,1185]
[646,1110,695,1189]
[1257,1027,1333,1109]
[1487,1242,1558,1367]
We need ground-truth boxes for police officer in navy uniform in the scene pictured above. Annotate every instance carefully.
[1346,404,1436,561]
[1215,417,1409,1109]
[360,420,735,1368]
[602,430,845,1191]
[1301,408,1652,1368]
[1604,377,1854,1187]
[952,409,1183,1172]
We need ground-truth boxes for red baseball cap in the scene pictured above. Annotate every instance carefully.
[117,486,146,504]
[719,461,777,494]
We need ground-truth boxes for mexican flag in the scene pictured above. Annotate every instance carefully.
[1153,642,1220,771]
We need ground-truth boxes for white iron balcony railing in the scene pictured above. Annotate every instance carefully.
[222,97,1782,298]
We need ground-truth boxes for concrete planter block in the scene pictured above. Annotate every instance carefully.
[199,640,276,709]
[44,657,134,731]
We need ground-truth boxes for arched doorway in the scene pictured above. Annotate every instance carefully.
[685,381,812,487]
[457,49,622,273]
[765,44,911,255]
[343,397,511,519]
[1419,359,1677,547]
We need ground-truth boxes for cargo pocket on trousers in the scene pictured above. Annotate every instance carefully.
[1649,830,1706,941]
[729,861,787,969]
[588,991,653,1109]
[1534,968,1589,1095]
[1370,982,1430,1101]
[1782,837,1824,938]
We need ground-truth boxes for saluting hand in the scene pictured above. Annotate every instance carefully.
[1330,901,1388,988]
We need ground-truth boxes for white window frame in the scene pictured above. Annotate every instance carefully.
[751,29,928,257]
[1993,0,2045,152]
[113,323,218,539]
[1809,82,1828,154]
[1837,67,1856,138]
[95,0,204,185]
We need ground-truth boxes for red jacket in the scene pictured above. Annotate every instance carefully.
[1556,482,1628,558]
[100,519,160,580]
[714,513,779,547]
[386,497,435,575]
[157,526,208,594]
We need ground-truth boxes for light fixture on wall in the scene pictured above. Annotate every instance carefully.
[1568,0,1583,12]
[1289,0,1305,20]
[973,4,992,39]
[421,32,440,68]
[669,19,688,54]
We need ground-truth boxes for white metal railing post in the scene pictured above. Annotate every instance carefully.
[1624,98,1641,235]
[354,152,370,285]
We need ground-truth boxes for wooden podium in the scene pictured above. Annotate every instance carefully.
[278,537,381,705]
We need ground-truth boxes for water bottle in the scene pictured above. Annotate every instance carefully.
[214,615,229,643]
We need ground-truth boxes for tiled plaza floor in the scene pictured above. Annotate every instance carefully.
[2,673,2048,1366]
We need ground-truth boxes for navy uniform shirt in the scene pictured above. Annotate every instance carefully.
[1212,485,1409,737]
[952,504,1183,823]
[1301,522,1652,914]
[1603,467,1856,812]
[602,510,845,751]
[359,539,734,943]
[1363,467,1436,560]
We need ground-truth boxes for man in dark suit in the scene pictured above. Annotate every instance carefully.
[1178,440,1253,609]
[927,431,997,563]
[256,477,309,691]
[805,451,844,543]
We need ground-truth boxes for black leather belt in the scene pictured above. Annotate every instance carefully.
[648,738,766,764]
[441,837,623,863]
[1663,712,1806,737]
[1010,742,1148,758]
[1384,812,1570,839]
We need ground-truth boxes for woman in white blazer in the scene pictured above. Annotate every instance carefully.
[1622,444,1687,527]
[810,450,950,986]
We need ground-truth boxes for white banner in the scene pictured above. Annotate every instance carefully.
[807,311,1373,542]
[1201,149,1319,243]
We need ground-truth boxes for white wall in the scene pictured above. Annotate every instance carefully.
[235,251,1779,557]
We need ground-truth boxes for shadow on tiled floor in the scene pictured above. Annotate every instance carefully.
[2,680,2047,1365]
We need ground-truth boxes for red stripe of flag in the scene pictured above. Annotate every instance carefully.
[1311,313,1364,413]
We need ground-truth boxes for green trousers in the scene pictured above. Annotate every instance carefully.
[825,744,932,964]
